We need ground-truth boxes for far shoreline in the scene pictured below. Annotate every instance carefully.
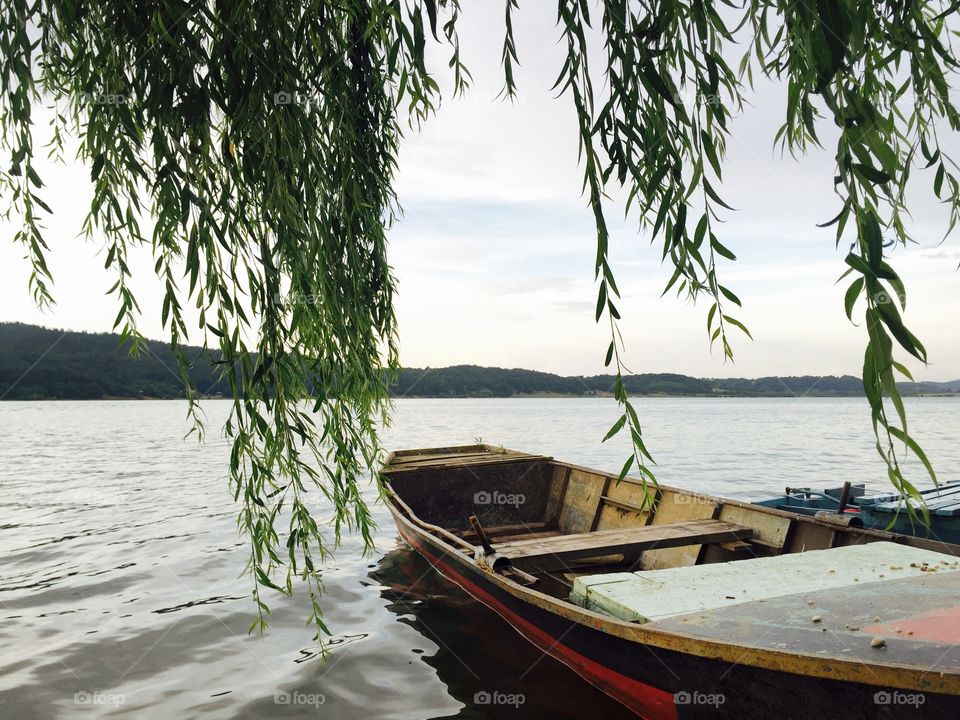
[4,393,959,402]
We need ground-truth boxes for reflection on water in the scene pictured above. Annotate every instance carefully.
[372,546,636,719]
[1,397,957,718]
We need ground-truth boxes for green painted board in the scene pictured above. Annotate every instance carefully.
[571,542,960,623]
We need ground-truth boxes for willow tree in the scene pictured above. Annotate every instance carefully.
[1,0,954,637]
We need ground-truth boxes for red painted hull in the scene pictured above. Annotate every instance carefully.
[390,508,960,720]
[396,522,676,719]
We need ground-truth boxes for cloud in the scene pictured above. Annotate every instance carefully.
[2,3,959,381]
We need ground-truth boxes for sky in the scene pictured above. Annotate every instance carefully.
[2,3,959,380]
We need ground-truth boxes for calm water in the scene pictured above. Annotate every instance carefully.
[1,397,958,719]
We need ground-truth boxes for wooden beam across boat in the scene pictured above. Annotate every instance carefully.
[384,445,551,474]
[496,519,753,569]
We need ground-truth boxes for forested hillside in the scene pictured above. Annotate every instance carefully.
[2,323,958,400]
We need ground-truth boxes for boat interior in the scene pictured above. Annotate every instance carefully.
[385,445,960,622]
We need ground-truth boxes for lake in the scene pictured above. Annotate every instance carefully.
[1,397,958,718]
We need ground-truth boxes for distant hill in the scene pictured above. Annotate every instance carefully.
[2,322,958,400]
[395,366,960,398]
[0,322,231,400]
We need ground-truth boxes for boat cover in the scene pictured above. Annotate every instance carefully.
[570,542,960,623]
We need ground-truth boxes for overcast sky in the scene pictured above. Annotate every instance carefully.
[2,3,959,380]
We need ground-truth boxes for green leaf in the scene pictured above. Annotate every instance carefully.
[875,301,927,362]
[255,567,284,592]
[887,426,937,484]
[603,415,627,442]
[641,62,677,107]
[892,361,914,381]
[724,315,753,340]
[704,179,736,211]
[711,237,737,261]
[694,214,708,248]
[91,154,105,181]
[853,163,892,185]
[844,253,873,277]
[859,210,884,271]
[26,165,43,188]
[844,276,864,321]
[719,284,741,307]
[595,282,607,322]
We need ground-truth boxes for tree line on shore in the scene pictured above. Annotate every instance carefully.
[2,322,958,400]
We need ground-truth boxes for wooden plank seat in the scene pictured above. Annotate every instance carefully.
[864,481,960,505]
[456,521,551,542]
[868,486,960,517]
[496,519,753,570]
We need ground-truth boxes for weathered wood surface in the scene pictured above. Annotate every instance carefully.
[650,570,960,675]
[640,490,719,570]
[385,450,551,473]
[718,502,792,549]
[387,459,555,530]
[556,469,607,534]
[572,541,960,623]
[391,444,488,458]
[455,521,550,542]
[595,481,656,531]
[497,519,753,568]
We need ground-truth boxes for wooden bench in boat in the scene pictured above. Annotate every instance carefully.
[570,541,960,623]
[495,519,753,570]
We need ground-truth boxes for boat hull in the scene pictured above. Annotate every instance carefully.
[756,484,960,544]
[390,506,959,719]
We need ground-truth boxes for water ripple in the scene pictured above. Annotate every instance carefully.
[1,397,957,718]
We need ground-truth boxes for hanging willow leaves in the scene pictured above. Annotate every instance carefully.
[3,1,957,635]
[548,0,752,502]
[0,0,472,640]
[533,0,952,522]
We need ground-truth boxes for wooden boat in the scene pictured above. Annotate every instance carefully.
[755,482,960,544]
[383,445,960,719]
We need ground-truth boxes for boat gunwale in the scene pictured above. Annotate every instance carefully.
[382,448,960,694]
[384,450,960,556]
